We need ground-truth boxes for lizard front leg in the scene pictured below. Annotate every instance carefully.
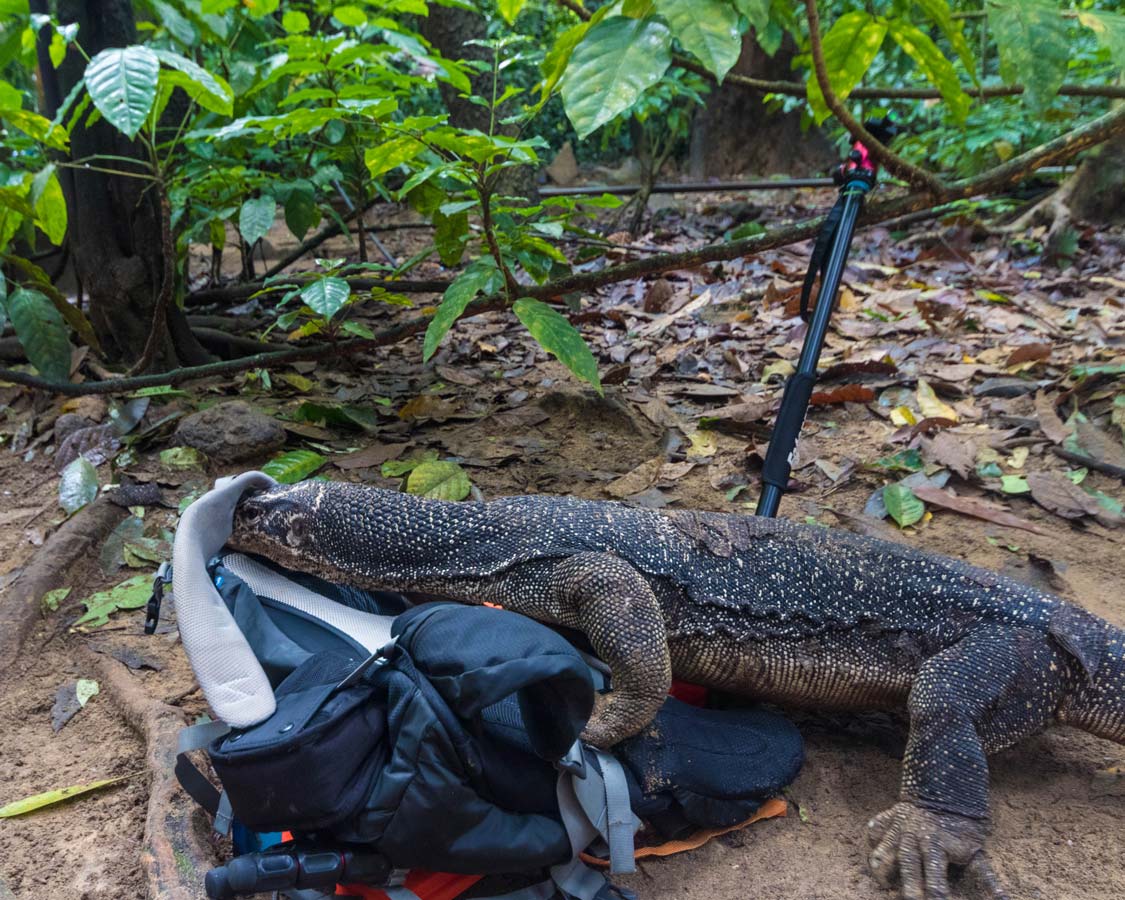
[868,627,1069,900]
[546,552,672,748]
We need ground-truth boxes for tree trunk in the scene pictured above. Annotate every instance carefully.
[418,5,538,202]
[1067,128,1125,225]
[689,35,834,178]
[43,0,209,367]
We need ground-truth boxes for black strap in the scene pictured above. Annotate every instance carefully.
[175,721,231,817]
[799,196,846,322]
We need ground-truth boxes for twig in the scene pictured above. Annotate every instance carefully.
[4,102,1125,396]
[804,0,945,196]
[260,196,380,280]
[1050,447,1125,481]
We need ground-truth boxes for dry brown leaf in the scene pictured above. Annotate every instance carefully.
[606,457,664,499]
[911,486,1048,535]
[1075,419,1125,470]
[1005,343,1051,367]
[334,442,412,471]
[659,460,696,481]
[1025,471,1101,520]
[809,384,875,406]
[436,365,481,386]
[922,432,976,479]
[398,395,459,422]
[708,397,774,425]
[643,279,675,314]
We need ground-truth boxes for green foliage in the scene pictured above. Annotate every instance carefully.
[883,483,925,528]
[83,46,161,139]
[513,298,602,395]
[262,449,327,483]
[0,0,1122,396]
[987,0,1071,111]
[806,11,888,124]
[561,16,672,139]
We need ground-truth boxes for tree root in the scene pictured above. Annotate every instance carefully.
[78,644,214,900]
[1002,176,1079,263]
[0,497,126,675]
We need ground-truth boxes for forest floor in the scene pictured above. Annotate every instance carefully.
[1,182,1123,900]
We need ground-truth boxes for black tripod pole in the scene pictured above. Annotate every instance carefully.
[755,176,871,518]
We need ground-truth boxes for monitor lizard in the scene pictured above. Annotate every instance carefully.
[229,480,1125,900]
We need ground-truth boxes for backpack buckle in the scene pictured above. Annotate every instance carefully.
[556,741,587,779]
[144,562,173,635]
[335,639,398,691]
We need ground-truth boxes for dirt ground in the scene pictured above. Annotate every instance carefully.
[1,188,1123,900]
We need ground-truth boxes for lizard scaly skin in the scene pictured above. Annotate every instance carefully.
[229,481,1125,900]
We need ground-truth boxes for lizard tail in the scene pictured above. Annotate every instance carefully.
[1056,624,1125,744]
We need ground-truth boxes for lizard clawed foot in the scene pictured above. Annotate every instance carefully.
[579,691,642,749]
[867,802,1008,900]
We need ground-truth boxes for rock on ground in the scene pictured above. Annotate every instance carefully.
[174,400,285,463]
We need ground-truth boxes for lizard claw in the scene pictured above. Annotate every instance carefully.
[866,802,1009,900]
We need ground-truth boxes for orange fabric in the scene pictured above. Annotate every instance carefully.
[579,797,788,868]
[338,871,482,900]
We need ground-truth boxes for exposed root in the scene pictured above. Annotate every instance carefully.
[0,497,126,674]
[79,644,214,900]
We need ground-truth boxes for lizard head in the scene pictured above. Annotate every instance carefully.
[230,481,327,572]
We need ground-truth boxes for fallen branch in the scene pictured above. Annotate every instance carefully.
[0,497,126,673]
[77,644,214,900]
[186,275,452,307]
[1050,446,1125,481]
[4,101,1124,396]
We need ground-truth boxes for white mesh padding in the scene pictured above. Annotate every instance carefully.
[220,552,394,653]
[174,472,278,728]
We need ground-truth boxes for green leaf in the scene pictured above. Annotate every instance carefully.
[1000,475,1030,494]
[239,195,275,246]
[513,298,602,395]
[382,449,439,478]
[151,48,233,116]
[300,277,351,321]
[73,573,152,629]
[262,449,327,484]
[423,262,498,361]
[41,587,71,613]
[406,459,472,501]
[654,0,742,81]
[433,209,469,267]
[75,678,99,707]
[883,483,925,528]
[31,165,67,245]
[3,287,71,382]
[285,189,320,240]
[886,19,970,124]
[497,0,526,26]
[914,0,976,78]
[987,0,1069,110]
[0,772,136,818]
[365,136,423,178]
[333,4,367,27]
[282,9,310,33]
[59,457,98,515]
[159,446,206,469]
[561,16,672,139]
[83,46,160,139]
[734,0,770,33]
[805,11,888,124]
[1078,10,1125,72]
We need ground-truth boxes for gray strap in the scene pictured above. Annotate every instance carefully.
[177,720,230,754]
[550,771,607,900]
[587,749,634,875]
[213,790,234,838]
